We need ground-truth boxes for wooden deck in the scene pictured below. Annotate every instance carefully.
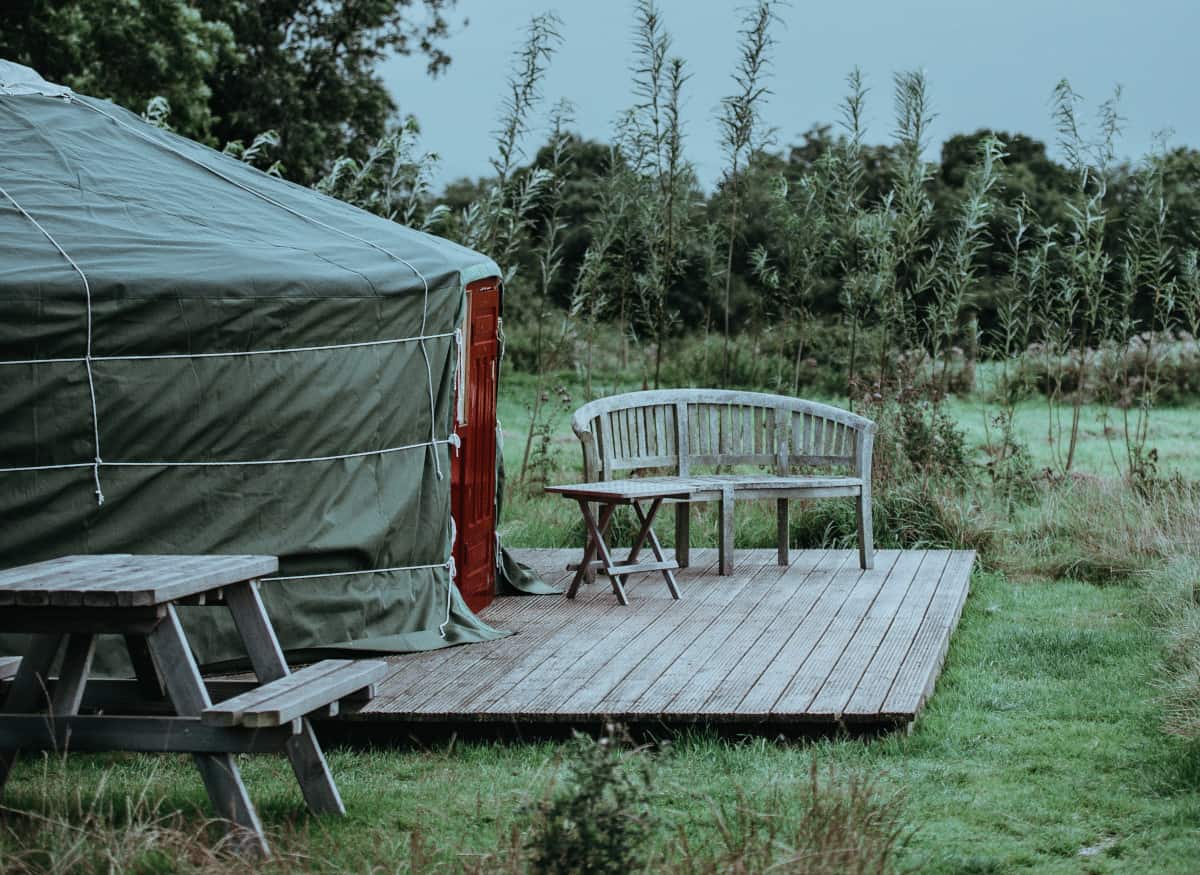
[341,547,973,735]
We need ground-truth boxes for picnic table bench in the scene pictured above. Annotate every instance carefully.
[0,554,387,857]
[569,389,876,580]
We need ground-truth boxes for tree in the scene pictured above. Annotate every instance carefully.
[195,0,460,183]
[0,0,236,138]
[1,0,461,184]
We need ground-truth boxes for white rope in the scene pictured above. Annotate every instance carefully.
[0,331,456,367]
[0,184,105,504]
[72,95,447,479]
[0,437,452,474]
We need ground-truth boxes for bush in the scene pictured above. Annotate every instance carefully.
[1015,332,1200,407]
[525,726,656,875]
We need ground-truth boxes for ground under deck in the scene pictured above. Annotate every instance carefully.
[347,548,973,734]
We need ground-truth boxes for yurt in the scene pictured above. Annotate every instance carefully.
[0,61,511,668]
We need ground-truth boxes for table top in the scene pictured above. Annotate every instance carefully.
[545,477,702,501]
[0,554,279,608]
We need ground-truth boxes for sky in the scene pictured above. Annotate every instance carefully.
[379,0,1199,190]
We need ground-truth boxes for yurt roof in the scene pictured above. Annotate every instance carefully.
[0,60,500,312]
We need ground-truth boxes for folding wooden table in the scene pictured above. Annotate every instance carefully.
[0,554,385,857]
[545,478,691,605]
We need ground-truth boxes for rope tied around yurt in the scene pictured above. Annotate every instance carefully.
[0,183,106,505]
[0,331,457,367]
[71,94,448,481]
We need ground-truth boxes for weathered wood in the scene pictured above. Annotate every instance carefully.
[842,552,951,718]
[347,549,972,730]
[125,634,165,700]
[146,604,268,857]
[50,633,96,716]
[0,716,298,753]
[566,390,876,572]
[0,658,19,682]
[0,554,278,608]
[675,503,691,568]
[0,606,166,634]
[0,634,63,793]
[201,659,385,729]
[769,552,904,716]
[223,578,351,816]
[803,551,929,719]
[878,551,974,717]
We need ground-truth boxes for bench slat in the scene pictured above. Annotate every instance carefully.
[202,659,387,728]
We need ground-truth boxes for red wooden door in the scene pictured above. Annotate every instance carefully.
[451,278,501,613]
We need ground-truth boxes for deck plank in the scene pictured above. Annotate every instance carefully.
[878,551,974,717]
[598,550,831,716]
[769,551,905,717]
[349,548,973,732]
[804,550,932,719]
[841,551,952,719]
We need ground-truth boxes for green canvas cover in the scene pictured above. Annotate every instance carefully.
[0,67,508,670]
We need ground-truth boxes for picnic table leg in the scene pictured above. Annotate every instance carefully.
[146,605,269,858]
[51,633,96,715]
[124,634,165,701]
[0,634,63,794]
[225,580,345,817]
[577,499,629,605]
[567,499,614,600]
[633,501,681,600]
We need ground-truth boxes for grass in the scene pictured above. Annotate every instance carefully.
[5,374,1200,872]
[5,571,1199,872]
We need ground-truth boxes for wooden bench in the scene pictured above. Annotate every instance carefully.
[571,389,876,574]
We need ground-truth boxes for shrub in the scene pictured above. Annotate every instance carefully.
[525,726,656,875]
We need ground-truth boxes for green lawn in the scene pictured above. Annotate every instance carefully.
[4,375,1200,873]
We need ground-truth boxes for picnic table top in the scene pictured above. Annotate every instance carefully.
[0,554,279,608]
[545,474,864,502]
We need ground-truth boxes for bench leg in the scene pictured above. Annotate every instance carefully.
[147,605,269,858]
[857,493,875,570]
[777,498,789,566]
[718,487,735,576]
[225,581,345,817]
[674,502,690,568]
[0,634,64,794]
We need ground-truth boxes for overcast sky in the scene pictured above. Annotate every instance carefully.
[379,0,1198,190]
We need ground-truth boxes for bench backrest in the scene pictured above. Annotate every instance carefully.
[571,389,876,482]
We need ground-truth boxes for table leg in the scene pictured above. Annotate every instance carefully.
[225,580,345,816]
[626,497,663,563]
[146,605,269,858]
[577,500,628,605]
[51,633,96,716]
[125,634,165,701]
[567,500,614,600]
[633,501,681,600]
[0,634,64,794]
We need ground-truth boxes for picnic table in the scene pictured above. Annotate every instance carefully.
[545,479,686,605]
[0,554,387,857]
